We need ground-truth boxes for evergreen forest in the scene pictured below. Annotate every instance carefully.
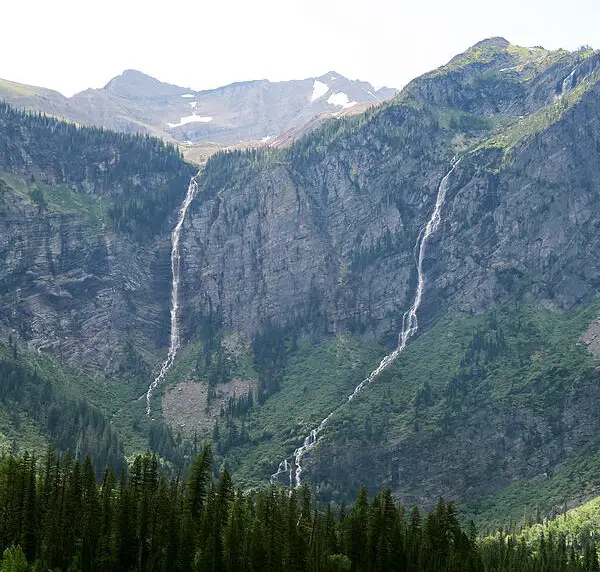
[0,448,599,572]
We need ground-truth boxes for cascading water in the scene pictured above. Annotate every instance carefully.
[557,68,577,99]
[271,159,461,487]
[146,175,199,416]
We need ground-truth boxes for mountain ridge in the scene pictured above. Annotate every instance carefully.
[0,68,398,156]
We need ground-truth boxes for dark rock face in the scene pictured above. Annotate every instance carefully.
[0,190,171,372]
[181,105,448,341]
[0,107,192,374]
[179,46,600,344]
[437,93,600,317]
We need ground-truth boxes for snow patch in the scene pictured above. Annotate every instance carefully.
[261,135,274,143]
[311,80,329,102]
[327,92,358,109]
[327,92,348,106]
[181,93,195,98]
[168,115,213,128]
[189,101,197,108]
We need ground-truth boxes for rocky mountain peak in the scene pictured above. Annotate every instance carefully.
[317,70,344,82]
[103,69,186,99]
[0,67,399,156]
[472,36,511,50]
[398,37,600,119]
[313,70,392,102]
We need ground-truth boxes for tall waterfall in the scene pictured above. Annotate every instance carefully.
[146,176,199,416]
[271,159,461,487]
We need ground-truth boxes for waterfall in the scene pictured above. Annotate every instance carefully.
[561,68,577,95]
[146,176,199,416]
[271,159,461,487]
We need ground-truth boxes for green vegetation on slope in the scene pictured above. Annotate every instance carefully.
[0,101,194,241]
[160,300,600,525]
[307,301,600,521]
[0,336,125,475]
[519,495,600,547]
[0,171,106,222]
[0,328,195,476]
[154,328,385,487]
[486,69,600,154]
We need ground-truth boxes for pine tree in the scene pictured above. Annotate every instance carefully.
[187,446,213,524]
[97,468,116,571]
[0,545,28,572]
[115,471,137,571]
[19,455,36,562]
[79,457,101,572]
[345,487,368,572]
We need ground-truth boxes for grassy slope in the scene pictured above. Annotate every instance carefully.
[0,172,106,221]
[316,300,600,523]
[160,295,599,524]
[0,78,47,98]
[233,336,385,485]
[154,333,385,486]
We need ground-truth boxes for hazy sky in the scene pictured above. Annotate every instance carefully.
[3,0,599,96]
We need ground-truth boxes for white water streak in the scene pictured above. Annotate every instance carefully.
[271,159,461,487]
[146,176,199,416]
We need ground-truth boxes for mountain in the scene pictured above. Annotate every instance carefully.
[73,69,395,146]
[0,102,195,464]
[169,38,600,517]
[1,37,600,525]
[0,77,91,124]
[0,70,397,157]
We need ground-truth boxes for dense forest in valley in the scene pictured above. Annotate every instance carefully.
[0,448,599,572]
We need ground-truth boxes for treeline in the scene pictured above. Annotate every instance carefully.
[196,147,272,205]
[0,447,599,571]
[0,101,193,240]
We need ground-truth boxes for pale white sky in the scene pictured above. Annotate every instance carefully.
[3,0,599,96]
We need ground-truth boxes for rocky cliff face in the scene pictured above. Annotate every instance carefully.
[181,105,447,342]
[436,83,600,316]
[0,107,193,375]
[0,192,168,371]
[179,41,600,345]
